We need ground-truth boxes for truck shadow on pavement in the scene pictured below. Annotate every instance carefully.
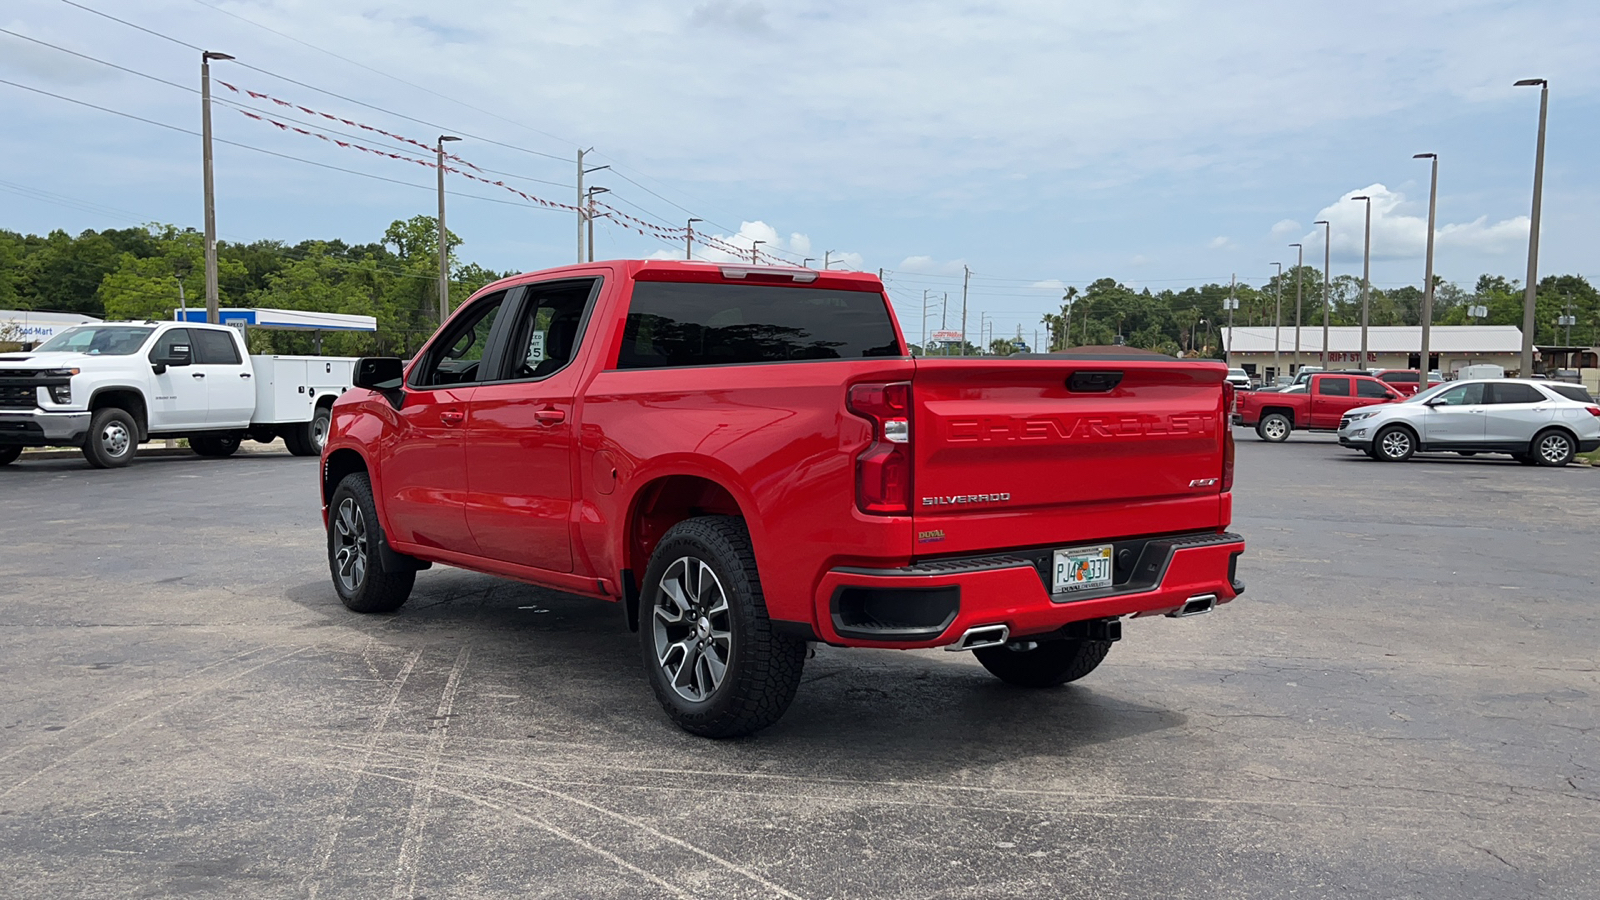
[283,567,1187,769]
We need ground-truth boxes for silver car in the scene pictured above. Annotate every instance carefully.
[1336,378,1600,466]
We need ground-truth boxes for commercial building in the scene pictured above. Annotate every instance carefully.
[1224,325,1524,382]
[0,310,100,351]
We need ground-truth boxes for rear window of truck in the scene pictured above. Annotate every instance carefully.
[616,283,902,369]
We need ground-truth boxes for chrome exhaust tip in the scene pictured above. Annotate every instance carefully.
[1168,593,1218,618]
[946,623,1010,652]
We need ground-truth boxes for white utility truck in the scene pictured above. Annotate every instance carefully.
[0,319,359,468]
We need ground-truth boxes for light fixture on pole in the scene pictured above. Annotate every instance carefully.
[585,186,610,262]
[685,218,701,260]
[1271,262,1283,380]
[1289,242,1304,372]
[1350,195,1373,367]
[575,149,608,263]
[1314,220,1331,367]
[1558,313,1577,346]
[1468,304,1488,325]
[750,239,765,264]
[802,258,814,268]
[200,50,233,324]
[1415,153,1439,381]
[436,134,461,323]
[1224,274,1237,365]
[1514,78,1549,376]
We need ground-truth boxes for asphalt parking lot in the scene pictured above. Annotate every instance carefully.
[1,434,1597,899]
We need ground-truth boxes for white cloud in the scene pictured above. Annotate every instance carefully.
[1307,184,1529,261]
[687,220,838,266]
[1270,219,1301,238]
[897,255,967,275]
[1208,236,1233,250]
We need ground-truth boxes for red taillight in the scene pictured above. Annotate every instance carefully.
[1222,381,1236,415]
[1222,425,1235,492]
[848,381,912,514]
[1586,406,1600,418]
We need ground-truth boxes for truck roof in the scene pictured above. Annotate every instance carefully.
[473,259,885,297]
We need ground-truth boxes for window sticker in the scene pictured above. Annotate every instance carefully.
[527,330,546,363]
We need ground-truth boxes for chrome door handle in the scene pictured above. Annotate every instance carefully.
[240,373,252,379]
[192,373,206,379]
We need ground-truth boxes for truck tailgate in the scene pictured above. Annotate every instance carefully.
[911,356,1229,554]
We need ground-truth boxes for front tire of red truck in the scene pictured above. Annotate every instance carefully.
[973,638,1113,688]
[638,516,806,738]
[327,472,416,613]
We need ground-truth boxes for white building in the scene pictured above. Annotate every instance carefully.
[1224,325,1525,381]
[0,310,101,350]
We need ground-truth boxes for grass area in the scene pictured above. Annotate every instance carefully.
[1579,449,1600,466]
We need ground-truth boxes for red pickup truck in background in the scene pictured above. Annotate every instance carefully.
[1236,372,1404,441]
[321,261,1245,737]
[1374,369,1444,397]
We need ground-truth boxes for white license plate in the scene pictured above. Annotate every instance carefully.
[1053,544,1113,594]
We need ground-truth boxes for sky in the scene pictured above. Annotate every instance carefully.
[3,0,1599,340]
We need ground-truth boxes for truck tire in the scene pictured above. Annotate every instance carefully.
[81,408,138,468]
[0,445,21,466]
[1531,429,1575,467]
[974,638,1113,687]
[638,516,806,738]
[191,432,242,458]
[328,472,415,613]
[1374,425,1415,462]
[285,406,332,457]
[1256,413,1291,442]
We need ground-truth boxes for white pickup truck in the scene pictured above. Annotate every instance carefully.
[0,320,356,468]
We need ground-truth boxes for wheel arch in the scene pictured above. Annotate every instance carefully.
[88,387,150,440]
[322,447,370,509]
[621,471,753,632]
[1532,424,1581,454]
[1260,406,1296,426]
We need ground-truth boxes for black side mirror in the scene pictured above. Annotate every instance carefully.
[151,343,191,374]
[353,357,404,391]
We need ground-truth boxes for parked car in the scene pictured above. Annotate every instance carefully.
[1225,367,1251,391]
[321,260,1246,737]
[1457,363,1505,380]
[1374,369,1445,396]
[1235,372,1403,441]
[0,322,353,467]
[1337,378,1600,465]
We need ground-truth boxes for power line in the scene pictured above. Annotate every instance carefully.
[56,0,202,50]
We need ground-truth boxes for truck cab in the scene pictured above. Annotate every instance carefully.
[1235,371,1402,441]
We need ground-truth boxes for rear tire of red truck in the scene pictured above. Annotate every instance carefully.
[973,638,1113,687]
[638,516,806,738]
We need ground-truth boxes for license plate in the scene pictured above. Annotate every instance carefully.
[1053,544,1113,594]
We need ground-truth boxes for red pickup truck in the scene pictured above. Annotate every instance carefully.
[321,261,1245,736]
[1236,372,1403,441]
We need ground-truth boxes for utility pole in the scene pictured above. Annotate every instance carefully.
[1272,262,1283,380]
[750,239,765,264]
[1290,243,1304,372]
[1316,220,1331,367]
[1514,78,1549,376]
[1351,195,1374,367]
[1225,274,1236,366]
[200,50,232,324]
[941,292,948,330]
[436,134,461,323]
[1416,153,1439,381]
[576,148,607,263]
[685,218,700,260]
[922,290,930,352]
[586,186,610,262]
[823,250,833,269]
[960,266,971,356]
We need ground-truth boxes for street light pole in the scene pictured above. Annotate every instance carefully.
[1315,220,1331,367]
[1415,153,1439,382]
[1272,262,1283,380]
[1290,242,1303,372]
[1515,78,1549,376]
[685,218,701,260]
[1225,273,1236,366]
[576,149,608,263]
[200,50,233,324]
[1351,195,1373,367]
[436,134,461,324]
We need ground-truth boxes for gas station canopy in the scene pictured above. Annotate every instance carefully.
[174,307,377,332]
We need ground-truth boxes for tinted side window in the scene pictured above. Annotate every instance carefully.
[149,329,192,361]
[616,282,902,369]
[1381,371,1416,383]
[1432,383,1484,406]
[192,329,243,365]
[1549,384,1595,403]
[410,292,508,388]
[499,279,598,381]
[1317,377,1351,397]
[1487,383,1543,404]
[1355,379,1390,398]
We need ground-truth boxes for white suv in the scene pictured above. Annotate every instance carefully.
[1337,379,1600,466]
